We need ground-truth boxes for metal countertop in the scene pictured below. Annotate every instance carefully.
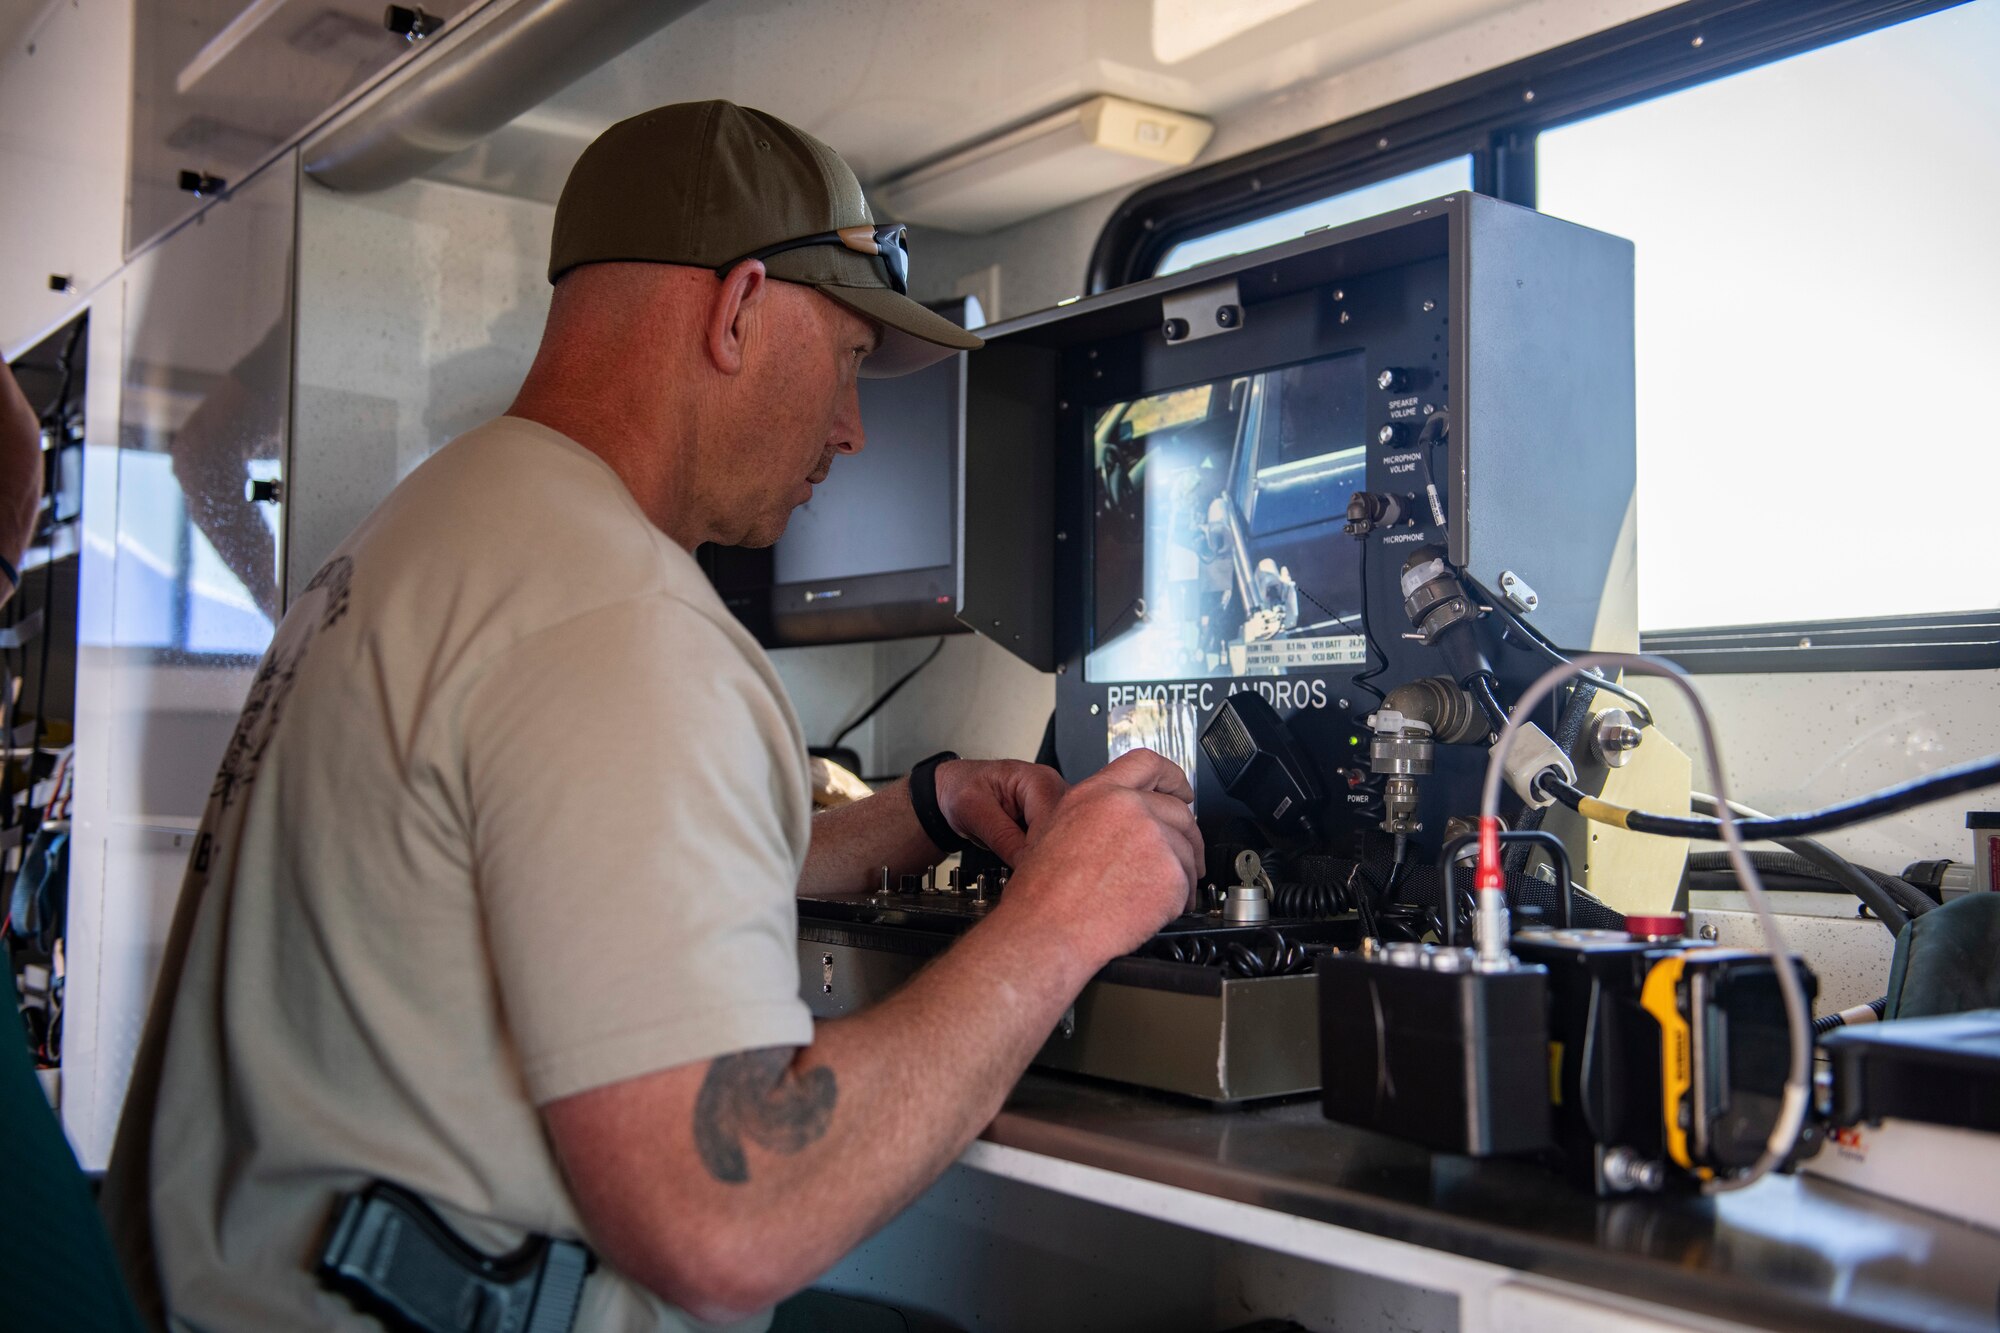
[984,1075,2000,1333]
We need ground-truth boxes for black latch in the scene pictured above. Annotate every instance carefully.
[383,4,444,40]
[177,170,226,197]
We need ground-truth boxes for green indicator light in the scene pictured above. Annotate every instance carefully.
[1348,735,1361,746]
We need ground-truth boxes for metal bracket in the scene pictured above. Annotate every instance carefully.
[1497,569,1539,614]
[1161,277,1244,344]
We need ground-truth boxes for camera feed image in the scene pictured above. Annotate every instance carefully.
[1086,352,1371,685]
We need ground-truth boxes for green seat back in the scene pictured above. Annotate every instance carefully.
[0,963,147,1332]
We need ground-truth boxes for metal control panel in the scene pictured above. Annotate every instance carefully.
[960,193,1636,864]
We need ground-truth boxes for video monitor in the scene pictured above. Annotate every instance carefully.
[1085,350,1371,686]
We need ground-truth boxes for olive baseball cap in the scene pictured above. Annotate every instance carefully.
[549,100,982,378]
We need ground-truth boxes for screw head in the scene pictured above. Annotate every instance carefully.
[1162,317,1190,341]
[1214,304,1240,328]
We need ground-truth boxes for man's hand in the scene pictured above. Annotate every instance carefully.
[999,748,1202,962]
[932,758,1067,864]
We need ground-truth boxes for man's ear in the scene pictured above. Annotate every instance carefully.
[707,260,769,376]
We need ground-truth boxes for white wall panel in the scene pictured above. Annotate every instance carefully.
[64,156,298,1167]
[0,0,131,356]
[289,174,554,595]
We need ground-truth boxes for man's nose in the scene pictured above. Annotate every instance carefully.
[832,382,865,455]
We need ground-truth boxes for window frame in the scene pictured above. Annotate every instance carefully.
[1087,0,1985,671]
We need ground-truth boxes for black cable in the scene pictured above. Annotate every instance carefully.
[1579,975,1606,1142]
[830,637,945,751]
[1146,927,1317,978]
[1686,840,1928,931]
[1468,674,1509,734]
[1689,846,1906,934]
[1387,832,1410,899]
[1814,997,1888,1036]
[1294,542,1387,709]
[1542,754,2000,843]
[1263,849,1357,918]
[1691,795,1936,923]
[1348,539,1388,708]
[1438,829,1574,942]
[1782,841,1932,920]
[1467,575,1654,729]
[1348,862,1383,940]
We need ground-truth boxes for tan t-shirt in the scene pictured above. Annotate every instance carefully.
[104,417,815,1332]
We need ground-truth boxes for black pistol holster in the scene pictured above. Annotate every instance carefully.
[318,1180,593,1333]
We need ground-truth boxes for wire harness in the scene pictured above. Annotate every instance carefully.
[1480,651,1810,1194]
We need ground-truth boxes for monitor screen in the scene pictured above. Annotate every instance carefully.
[1086,351,1370,684]
[772,365,955,585]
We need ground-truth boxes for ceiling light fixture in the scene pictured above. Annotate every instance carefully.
[876,95,1213,235]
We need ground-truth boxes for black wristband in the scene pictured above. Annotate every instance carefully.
[908,750,971,855]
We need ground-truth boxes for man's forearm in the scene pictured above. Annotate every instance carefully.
[550,755,1195,1321]
[678,892,1090,1314]
[797,780,939,895]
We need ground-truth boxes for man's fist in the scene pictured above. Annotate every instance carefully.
[931,758,1068,864]
[1001,749,1203,967]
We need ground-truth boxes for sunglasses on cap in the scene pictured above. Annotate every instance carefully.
[716,223,910,296]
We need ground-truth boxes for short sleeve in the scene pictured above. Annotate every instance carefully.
[462,596,814,1105]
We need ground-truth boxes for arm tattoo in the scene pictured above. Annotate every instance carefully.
[693,1047,837,1184]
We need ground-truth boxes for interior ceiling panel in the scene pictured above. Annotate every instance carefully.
[0,0,47,54]
[439,0,1523,204]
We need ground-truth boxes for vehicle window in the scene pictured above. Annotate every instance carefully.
[1155,156,1474,276]
[1535,0,2000,631]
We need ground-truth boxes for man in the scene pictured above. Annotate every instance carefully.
[105,101,1201,1330]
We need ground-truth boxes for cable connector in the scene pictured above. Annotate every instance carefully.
[1499,722,1575,810]
[1476,815,1502,894]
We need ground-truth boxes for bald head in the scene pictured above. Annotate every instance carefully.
[509,260,879,550]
